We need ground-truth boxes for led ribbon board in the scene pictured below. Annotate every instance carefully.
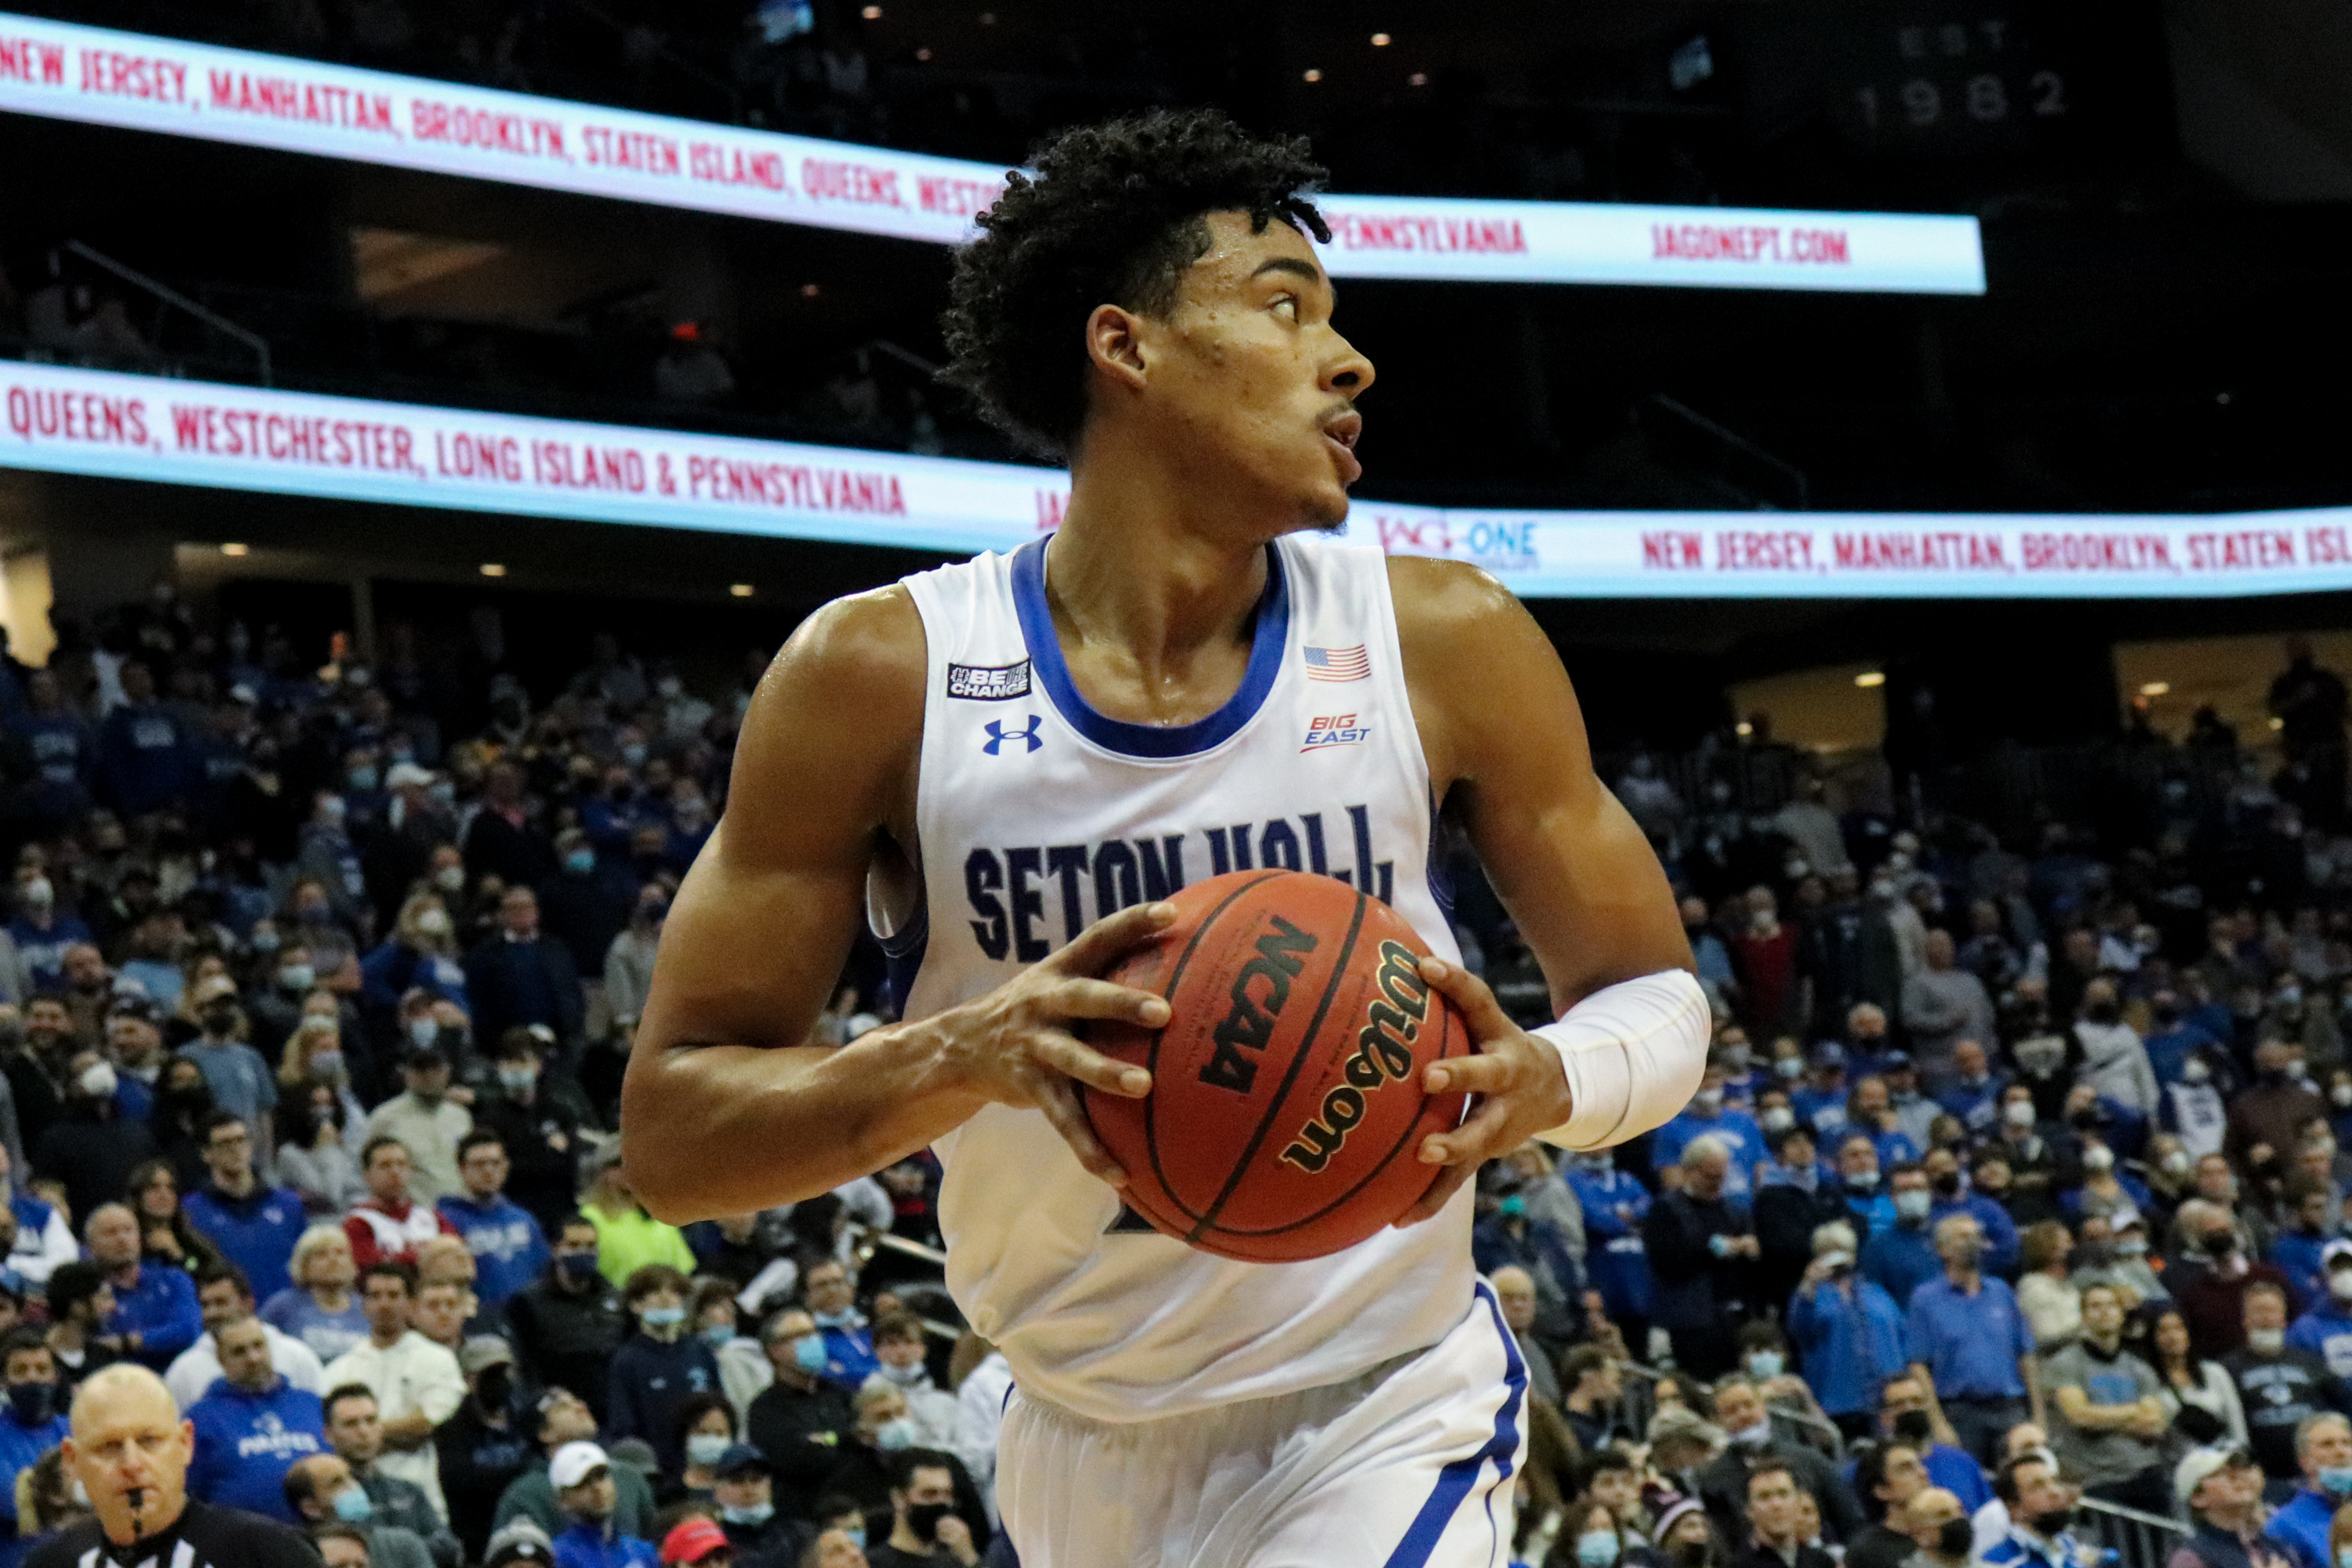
[0,12,1984,294]
[6,361,2345,599]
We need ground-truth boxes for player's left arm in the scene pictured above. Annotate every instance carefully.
[1389,555,1707,1223]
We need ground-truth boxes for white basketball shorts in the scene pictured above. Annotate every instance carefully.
[997,1281,1530,1568]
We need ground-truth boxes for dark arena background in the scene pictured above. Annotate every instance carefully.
[0,2,2345,1565]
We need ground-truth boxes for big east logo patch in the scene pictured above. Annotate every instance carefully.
[1301,713,1371,752]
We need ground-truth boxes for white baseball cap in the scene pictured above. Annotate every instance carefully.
[549,1441,611,1491]
[2173,1445,2246,1506]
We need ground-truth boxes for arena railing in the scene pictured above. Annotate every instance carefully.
[2073,1493,2188,1568]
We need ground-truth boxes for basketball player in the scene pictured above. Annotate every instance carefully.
[624,109,1706,1566]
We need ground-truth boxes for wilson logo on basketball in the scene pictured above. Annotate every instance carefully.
[1279,941,1428,1174]
[1196,916,1319,1096]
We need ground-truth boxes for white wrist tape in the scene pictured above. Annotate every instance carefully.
[1530,968,1711,1150]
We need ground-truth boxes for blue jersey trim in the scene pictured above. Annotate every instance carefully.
[877,902,929,1018]
[1009,536,1291,760]
[1383,1282,1528,1567]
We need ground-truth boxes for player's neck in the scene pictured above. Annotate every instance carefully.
[1046,481,1273,672]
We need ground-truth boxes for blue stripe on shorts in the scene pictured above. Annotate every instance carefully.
[1381,1282,1529,1568]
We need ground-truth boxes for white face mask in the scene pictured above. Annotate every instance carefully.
[1761,1107,1795,1134]
[2249,1328,2286,1355]
[2004,1100,2036,1128]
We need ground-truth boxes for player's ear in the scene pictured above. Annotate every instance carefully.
[1083,303,1149,388]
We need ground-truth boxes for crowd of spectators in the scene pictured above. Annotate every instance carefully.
[1467,643,2352,1568]
[8,559,2352,1568]
[0,580,981,1568]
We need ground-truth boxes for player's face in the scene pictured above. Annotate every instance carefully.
[1121,210,1374,535]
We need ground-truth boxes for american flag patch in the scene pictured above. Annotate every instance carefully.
[1304,644,1370,682]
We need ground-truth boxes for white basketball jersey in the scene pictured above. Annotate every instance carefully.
[885,531,1476,1424]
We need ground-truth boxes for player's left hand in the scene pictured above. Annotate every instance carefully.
[1392,956,1573,1227]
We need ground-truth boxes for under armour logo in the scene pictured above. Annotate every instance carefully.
[982,717,1043,754]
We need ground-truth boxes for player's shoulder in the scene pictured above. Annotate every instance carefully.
[1382,552,1524,646]
[744,583,927,733]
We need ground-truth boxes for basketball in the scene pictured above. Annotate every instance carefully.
[1078,869,1473,1262]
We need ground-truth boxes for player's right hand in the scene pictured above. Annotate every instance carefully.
[929,900,1177,1187]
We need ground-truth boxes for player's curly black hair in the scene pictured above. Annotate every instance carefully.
[939,107,1331,462]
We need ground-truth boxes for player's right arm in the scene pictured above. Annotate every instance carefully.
[621,588,1174,1225]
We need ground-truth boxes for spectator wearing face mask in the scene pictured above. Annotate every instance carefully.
[506,1217,625,1425]
[434,1337,535,1557]
[1652,1052,1767,1201]
[1786,1222,1907,1442]
[1861,1167,1942,1311]
[2221,1281,2349,1490]
[0,1330,66,1562]
[1697,1376,1861,1547]
[822,1391,988,1547]
[2264,1412,2352,1568]
[1834,1135,1896,1238]
[746,1309,854,1521]
[605,1266,721,1478]
[31,1051,157,1227]
[864,1449,984,1568]
[475,1031,594,1238]
[2074,980,2160,1120]
[2164,1051,2233,1163]
[181,974,279,1148]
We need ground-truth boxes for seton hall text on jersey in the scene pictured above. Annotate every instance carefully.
[962,805,1399,961]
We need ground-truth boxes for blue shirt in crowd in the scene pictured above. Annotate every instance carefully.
[1924,1442,1993,1515]
[2266,1486,2338,1568]
[259,1287,371,1364]
[108,1261,203,1369]
[2287,1299,2352,1379]
[437,1192,550,1310]
[552,1522,658,1568]
[185,1377,327,1523]
[1905,1274,2034,1399]
[1861,1222,1945,1311]
[1936,1077,2008,1139]
[1565,1164,1654,1322]
[1650,1105,1767,1197]
[183,1182,308,1303]
[177,1040,279,1128]
[0,1397,66,1566]
[1785,1278,1908,1417]
[1930,1192,2021,1277]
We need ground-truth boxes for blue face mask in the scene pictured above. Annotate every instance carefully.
[723,1502,775,1527]
[347,766,379,792]
[793,1336,830,1375]
[2322,1465,2352,1497]
[875,1417,917,1451]
[564,849,596,875]
[1498,1194,1526,1217]
[1578,1531,1621,1568]
[843,1526,865,1550]
[333,1485,374,1523]
[641,1305,687,1330]
[701,1324,736,1348]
